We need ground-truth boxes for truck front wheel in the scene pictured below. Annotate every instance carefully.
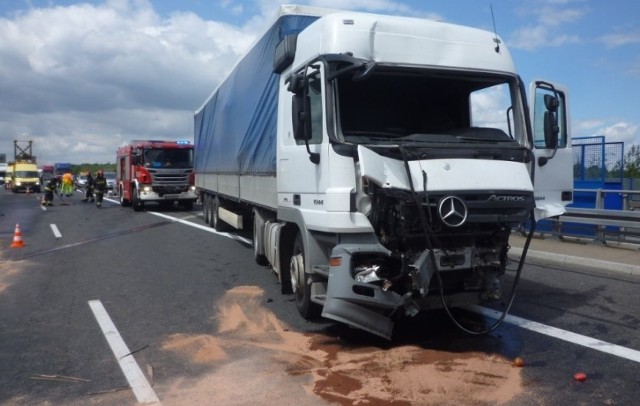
[290,232,322,319]
[132,187,144,212]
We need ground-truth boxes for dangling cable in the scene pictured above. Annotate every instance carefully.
[438,213,536,335]
[398,145,535,334]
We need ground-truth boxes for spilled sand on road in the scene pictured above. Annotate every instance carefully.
[0,260,25,295]
[161,286,522,405]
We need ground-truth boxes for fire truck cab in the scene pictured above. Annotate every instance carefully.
[116,140,197,211]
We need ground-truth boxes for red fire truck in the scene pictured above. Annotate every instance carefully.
[116,140,197,211]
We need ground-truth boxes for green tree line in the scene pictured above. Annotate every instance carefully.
[72,163,116,175]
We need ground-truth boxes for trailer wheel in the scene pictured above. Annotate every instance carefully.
[290,232,322,319]
[132,186,144,212]
[211,196,229,232]
[208,195,216,227]
[203,194,211,225]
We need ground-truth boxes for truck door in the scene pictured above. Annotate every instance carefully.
[529,81,573,219]
[278,63,329,211]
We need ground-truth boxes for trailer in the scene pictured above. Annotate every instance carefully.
[194,5,574,339]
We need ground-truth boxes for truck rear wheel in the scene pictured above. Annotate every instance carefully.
[203,194,211,224]
[211,196,229,232]
[207,195,215,227]
[119,186,131,207]
[290,232,322,319]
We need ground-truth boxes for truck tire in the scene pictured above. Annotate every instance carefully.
[252,211,269,266]
[211,196,229,232]
[207,195,215,227]
[132,187,144,212]
[203,194,211,225]
[182,200,194,211]
[119,186,131,207]
[290,232,322,319]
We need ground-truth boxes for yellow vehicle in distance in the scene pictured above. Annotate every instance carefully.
[8,161,41,193]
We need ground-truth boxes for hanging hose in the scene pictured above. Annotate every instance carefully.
[438,213,536,335]
[398,145,536,335]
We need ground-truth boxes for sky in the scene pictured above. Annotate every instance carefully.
[0,0,639,165]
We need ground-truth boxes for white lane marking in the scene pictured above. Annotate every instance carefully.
[147,210,252,245]
[88,300,160,404]
[469,305,640,363]
[49,224,62,239]
[49,224,62,238]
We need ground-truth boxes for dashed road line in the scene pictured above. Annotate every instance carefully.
[49,224,62,239]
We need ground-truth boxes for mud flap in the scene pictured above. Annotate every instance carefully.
[322,298,394,340]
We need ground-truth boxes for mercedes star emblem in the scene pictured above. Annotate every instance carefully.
[438,196,468,227]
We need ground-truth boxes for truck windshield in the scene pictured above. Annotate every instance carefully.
[334,67,525,147]
[15,171,39,178]
[143,148,193,169]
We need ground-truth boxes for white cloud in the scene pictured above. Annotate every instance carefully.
[509,25,580,51]
[508,1,585,51]
[599,31,640,48]
[600,122,639,145]
[0,0,254,164]
[574,119,639,147]
[573,119,604,133]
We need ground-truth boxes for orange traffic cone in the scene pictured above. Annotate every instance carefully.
[10,224,25,248]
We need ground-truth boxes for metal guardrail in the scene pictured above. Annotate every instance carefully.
[540,189,640,245]
[574,188,640,211]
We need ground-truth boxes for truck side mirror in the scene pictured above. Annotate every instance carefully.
[292,93,311,141]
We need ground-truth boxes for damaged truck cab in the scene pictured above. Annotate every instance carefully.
[195,6,573,339]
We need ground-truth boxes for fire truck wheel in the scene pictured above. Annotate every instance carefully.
[132,187,144,212]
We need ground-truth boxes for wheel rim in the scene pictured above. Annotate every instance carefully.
[212,199,219,227]
[290,254,303,295]
[253,220,259,257]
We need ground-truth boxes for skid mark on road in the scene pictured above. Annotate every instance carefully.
[161,286,522,405]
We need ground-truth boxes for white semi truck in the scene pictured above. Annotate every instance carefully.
[194,5,573,339]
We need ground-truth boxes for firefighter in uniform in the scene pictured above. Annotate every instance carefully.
[41,177,58,206]
[93,170,107,208]
[81,171,95,203]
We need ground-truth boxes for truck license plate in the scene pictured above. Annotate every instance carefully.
[164,194,179,199]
